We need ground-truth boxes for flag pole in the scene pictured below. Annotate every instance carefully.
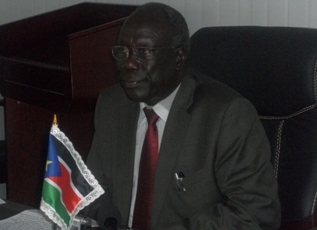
[53,114,58,125]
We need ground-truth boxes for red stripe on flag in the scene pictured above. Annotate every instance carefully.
[48,162,82,213]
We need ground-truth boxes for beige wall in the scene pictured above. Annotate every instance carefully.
[1,0,317,35]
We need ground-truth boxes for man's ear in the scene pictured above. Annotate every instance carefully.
[175,48,188,71]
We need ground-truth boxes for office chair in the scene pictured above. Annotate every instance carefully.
[188,26,317,225]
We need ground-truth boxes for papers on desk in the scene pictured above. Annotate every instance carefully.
[0,209,55,230]
[0,199,5,205]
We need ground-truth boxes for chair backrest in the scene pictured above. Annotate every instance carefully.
[188,26,317,223]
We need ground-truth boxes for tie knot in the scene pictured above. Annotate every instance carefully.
[143,108,159,125]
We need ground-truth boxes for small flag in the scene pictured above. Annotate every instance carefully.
[40,115,104,230]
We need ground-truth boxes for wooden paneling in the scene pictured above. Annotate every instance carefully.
[0,3,137,112]
[5,98,94,207]
[0,3,137,208]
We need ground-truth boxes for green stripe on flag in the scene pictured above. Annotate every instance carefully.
[42,180,71,226]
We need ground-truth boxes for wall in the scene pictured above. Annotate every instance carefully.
[1,0,317,35]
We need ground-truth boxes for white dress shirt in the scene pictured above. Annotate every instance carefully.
[128,84,180,227]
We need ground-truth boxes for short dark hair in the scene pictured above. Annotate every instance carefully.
[130,2,190,51]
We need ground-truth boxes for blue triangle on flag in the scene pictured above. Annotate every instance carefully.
[45,134,62,177]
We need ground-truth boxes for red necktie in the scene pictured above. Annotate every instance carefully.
[133,108,159,230]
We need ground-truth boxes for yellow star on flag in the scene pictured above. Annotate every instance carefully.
[46,160,52,171]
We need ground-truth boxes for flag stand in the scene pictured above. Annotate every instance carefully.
[53,223,60,230]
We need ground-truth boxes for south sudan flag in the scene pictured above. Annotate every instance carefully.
[40,119,104,230]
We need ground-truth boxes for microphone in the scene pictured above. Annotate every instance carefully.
[97,202,122,230]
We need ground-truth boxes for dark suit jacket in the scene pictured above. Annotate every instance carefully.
[86,69,281,229]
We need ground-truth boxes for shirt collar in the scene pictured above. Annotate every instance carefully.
[140,84,181,122]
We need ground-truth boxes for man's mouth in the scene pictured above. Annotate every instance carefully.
[122,80,144,88]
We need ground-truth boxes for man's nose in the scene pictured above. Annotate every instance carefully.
[122,50,139,70]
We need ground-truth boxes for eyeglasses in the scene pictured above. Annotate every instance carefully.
[112,45,174,62]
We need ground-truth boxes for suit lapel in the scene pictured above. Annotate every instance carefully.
[151,74,197,225]
[115,101,140,224]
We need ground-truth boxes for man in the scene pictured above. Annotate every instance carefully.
[86,2,280,229]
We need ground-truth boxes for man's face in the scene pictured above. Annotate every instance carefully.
[115,13,184,106]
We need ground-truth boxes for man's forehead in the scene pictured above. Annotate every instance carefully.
[118,19,172,44]
[120,26,159,38]
[124,10,171,31]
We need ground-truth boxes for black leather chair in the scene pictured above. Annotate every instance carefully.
[188,26,317,225]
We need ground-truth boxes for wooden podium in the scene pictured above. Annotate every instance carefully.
[0,3,137,208]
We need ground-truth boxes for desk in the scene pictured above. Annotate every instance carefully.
[0,199,31,220]
[3,200,315,230]
[0,199,56,229]
[0,199,103,229]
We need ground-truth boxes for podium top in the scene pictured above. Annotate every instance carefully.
[0,3,138,112]
[0,3,137,59]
